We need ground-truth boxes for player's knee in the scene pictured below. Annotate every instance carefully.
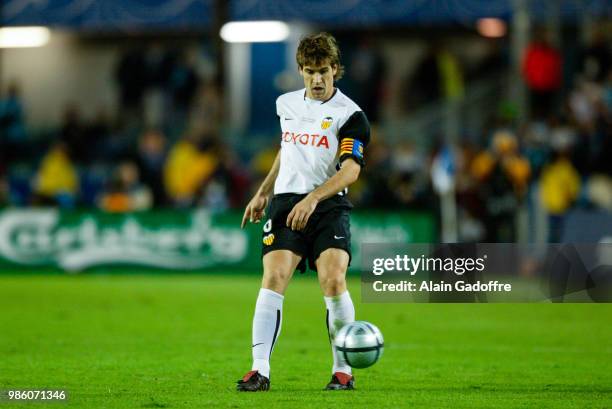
[262,269,291,292]
[320,268,347,295]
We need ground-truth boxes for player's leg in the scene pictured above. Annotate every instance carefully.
[238,249,301,391]
[261,249,301,294]
[316,248,356,389]
[252,249,301,377]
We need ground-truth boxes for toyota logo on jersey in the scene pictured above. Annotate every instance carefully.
[281,132,330,149]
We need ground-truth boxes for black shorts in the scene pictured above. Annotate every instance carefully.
[261,193,353,273]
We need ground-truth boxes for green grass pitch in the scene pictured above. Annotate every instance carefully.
[1,273,611,408]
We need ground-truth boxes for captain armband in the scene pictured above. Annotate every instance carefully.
[339,138,365,166]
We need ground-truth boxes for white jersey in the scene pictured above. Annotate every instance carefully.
[274,88,370,195]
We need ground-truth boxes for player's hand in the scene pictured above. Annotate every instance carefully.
[286,194,318,231]
[241,192,269,228]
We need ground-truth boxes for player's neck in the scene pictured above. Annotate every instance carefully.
[305,87,337,102]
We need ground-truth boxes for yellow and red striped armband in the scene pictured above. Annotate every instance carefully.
[339,138,364,161]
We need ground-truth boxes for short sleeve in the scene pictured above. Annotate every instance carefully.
[275,97,282,119]
[338,111,370,167]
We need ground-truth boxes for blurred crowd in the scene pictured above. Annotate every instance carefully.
[0,30,610,242]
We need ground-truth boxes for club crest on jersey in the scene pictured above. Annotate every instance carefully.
[263,233,275,246]
[321,117,333,130]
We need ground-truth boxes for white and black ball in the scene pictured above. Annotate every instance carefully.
[334,321,384,369]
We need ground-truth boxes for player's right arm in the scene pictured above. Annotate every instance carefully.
[241,149,281,228]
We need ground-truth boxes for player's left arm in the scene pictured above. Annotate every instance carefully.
[287,111,370,231]
[286,159,361,231]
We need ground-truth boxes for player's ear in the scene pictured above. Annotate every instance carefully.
[298,65,304,77]
[331,64,338,78]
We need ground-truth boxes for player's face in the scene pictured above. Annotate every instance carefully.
[300,61,337,101]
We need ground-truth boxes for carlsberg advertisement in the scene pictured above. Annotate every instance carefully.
[0,209,434,272]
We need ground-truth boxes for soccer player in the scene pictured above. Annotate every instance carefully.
[237,32,370,391]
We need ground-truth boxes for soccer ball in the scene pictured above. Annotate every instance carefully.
[334,321,384,369]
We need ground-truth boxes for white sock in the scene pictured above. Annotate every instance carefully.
[324,290,355,375]
[251,288,283,379]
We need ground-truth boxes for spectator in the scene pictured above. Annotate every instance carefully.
[33,142,78,207]
[163,131,219,207]
[98,161,152,213]
[134,129,168,206]
[522,29,562,119]
[471,130,531,241]
[539,151,581,242]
